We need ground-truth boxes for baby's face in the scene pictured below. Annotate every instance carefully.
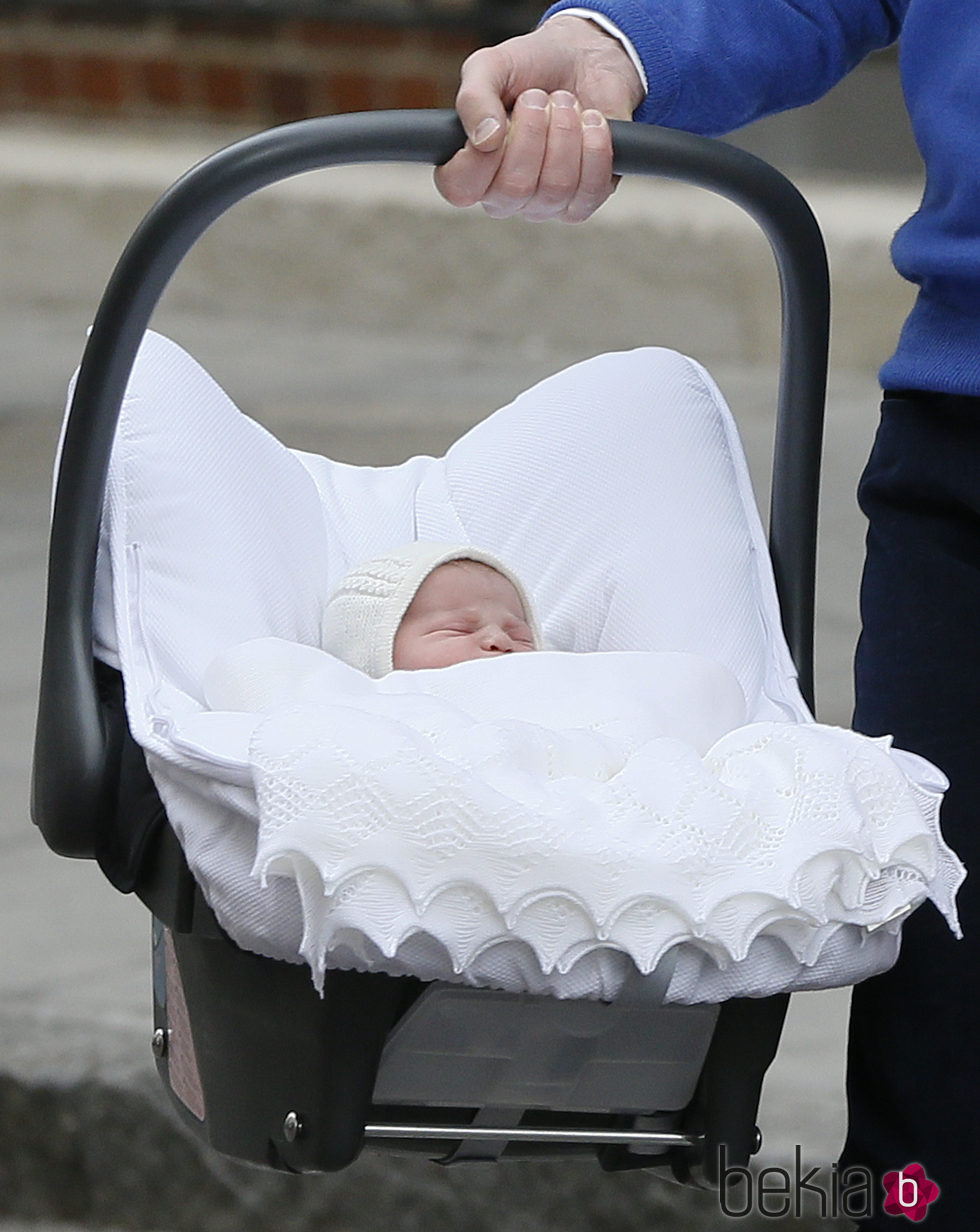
[393,561,536,670]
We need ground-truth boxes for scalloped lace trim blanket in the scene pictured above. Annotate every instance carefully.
[192,638,962,999]
[90,332,965,1003]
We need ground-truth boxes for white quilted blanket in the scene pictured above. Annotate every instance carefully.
[189,637,962,999]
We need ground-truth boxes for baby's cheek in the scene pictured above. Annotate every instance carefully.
[392,630,423,671]
[440,640,478,667]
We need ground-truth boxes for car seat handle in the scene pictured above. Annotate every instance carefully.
[33,108,827,860]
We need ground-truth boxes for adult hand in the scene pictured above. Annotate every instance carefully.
[434,15,645,223]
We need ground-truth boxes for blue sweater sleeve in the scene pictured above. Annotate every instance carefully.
[542,0,907,134]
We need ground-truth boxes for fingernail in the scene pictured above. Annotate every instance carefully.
[472,117,501,146]
[582,109,605,127]
[552,90,577,109]
[521,89,549,110]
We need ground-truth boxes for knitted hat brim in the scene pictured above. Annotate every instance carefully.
[321,542,542,678]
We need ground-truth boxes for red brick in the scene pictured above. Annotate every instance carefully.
[73,55,126,109]
[203,63,251,114]
[329,72,375,114]
[18,52,61,103]
[393,76,445,111]
[140,58,184,109]
[0,50,13,102]
[46,7,148,32]
[298,20,404,50]
[264,70,311,122]
[0,13,486,124]
[175,14,281,42]
[425,28,483,57]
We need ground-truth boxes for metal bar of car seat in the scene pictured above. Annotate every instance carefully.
[363,1123,703,1149]
[33,108,826,880]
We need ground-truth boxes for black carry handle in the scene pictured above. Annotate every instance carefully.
[32,108,828,860]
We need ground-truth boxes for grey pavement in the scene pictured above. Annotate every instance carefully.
[0,113,915,1229]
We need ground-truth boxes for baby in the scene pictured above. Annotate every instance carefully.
[321,542,542,677]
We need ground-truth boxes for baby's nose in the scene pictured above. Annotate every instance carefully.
[481,625,515,653]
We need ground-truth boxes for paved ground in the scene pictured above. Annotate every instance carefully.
[0,114,904,1230]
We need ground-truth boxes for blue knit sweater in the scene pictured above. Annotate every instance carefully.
[543,0,980,396]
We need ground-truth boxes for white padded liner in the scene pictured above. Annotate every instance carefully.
[87,331,943,1001]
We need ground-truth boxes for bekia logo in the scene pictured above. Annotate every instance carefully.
[718,1146,874,1219]
[717,1148,941,1221]
[882,1164,941,1222]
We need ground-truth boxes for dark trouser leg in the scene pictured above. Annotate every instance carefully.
[843,392,980,1227]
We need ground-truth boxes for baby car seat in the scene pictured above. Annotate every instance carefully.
[31,110,828,1184]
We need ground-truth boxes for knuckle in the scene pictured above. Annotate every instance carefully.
[460,45,498,76]
[482,200,519,220]
[523,204,565,223]
[454,82,485,117]
[494,173,537,203]
[434,151,498,209]
[540,170,580,202]
[581,124,612,159]
[564,185,612,223]
[514,110,550,139]
[446,183,485,209]
[491,153,543,201]
[533,189,576,217]
[550,107,582,134]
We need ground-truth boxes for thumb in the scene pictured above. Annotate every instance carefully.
[454,47,512,151]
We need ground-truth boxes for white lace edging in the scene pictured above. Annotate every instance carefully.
[248,710,964,996]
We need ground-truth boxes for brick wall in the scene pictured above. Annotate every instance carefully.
[0,5,542,124]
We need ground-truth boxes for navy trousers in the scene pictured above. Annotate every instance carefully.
[843,391,980,1226]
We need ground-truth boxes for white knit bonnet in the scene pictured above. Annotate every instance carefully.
[321,542,542,678]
